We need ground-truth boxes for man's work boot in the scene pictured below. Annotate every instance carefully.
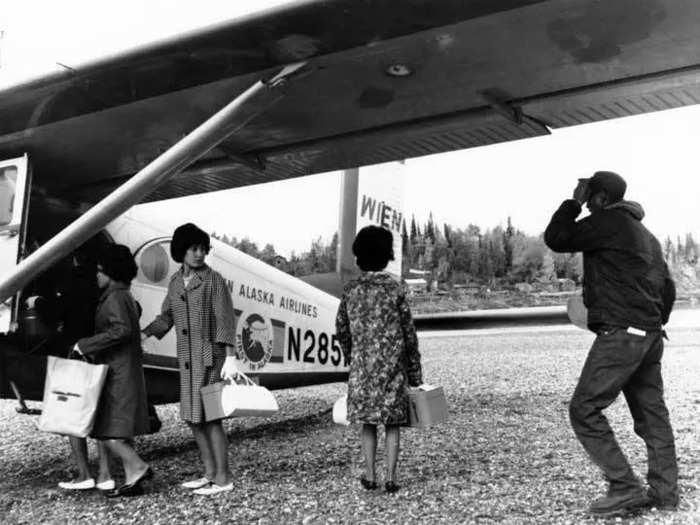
[588,487,648,516]
[645,490,679,512]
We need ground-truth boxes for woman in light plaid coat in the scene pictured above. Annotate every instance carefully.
[143,223,240,495]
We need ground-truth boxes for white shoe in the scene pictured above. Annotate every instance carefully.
[96,479,116,491]
[193,482,233,495]
[181,477,211,490]
[58,478,96,490]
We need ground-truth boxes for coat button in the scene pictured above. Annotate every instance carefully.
[182,328,188,335]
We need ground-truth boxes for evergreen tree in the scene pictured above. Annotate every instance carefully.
[504,216,514,273]
[410,215,418,242]
[237,238,259,257]
[402,220,409,255]
[443,223,451,247]
[329,231,339,270]
[541,249,555,281]
[260,243,277,262]
[425,212,436,243]
[685,233,698,263]
[664,237,675,263]
[470,234,482,277]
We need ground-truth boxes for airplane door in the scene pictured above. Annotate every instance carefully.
[0,155,30,333]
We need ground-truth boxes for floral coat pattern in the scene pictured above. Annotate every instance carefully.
[335,272,422,425]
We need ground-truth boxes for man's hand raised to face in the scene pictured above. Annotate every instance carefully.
[573,179,591,205]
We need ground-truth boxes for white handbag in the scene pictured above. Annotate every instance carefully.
[201,373,279,421]
[38,356,108,437]
[332,394,350,426]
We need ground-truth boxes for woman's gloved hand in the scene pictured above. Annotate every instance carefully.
[220,355,241,381]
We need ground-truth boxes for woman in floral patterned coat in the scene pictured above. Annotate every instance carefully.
[335,226,423,493]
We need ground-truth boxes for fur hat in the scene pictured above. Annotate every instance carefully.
[97,244,137,284]
[170,223,210,263]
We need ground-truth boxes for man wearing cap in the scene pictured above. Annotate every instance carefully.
[545,171,677,516]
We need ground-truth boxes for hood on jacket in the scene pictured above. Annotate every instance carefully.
[605,200,645,221]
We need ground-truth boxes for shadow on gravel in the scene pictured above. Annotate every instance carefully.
[0,406,335,484]
[141,407,333,463]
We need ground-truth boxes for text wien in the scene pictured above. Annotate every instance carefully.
[360,195,402,233]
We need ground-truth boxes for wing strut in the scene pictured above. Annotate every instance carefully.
[0,62,306,304]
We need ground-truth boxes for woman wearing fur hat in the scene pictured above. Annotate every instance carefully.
[142,223,240,495]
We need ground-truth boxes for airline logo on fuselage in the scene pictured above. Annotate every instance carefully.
[236,312,274,370]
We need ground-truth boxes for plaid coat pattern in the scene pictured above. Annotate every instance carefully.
[335,272,422,425]
[144,265,236,423]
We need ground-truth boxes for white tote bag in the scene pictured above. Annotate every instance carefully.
[332,394,350,426]
[37,356,108,438]
[214,373,279,419]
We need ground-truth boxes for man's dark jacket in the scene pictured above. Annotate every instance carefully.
[544,199,675,331]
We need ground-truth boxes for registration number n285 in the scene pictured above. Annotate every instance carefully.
[287,328,348,367]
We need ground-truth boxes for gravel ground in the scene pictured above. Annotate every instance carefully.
[1,328,698,524]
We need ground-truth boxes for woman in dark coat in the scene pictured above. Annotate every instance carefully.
[335,226,423,493]
[75,244,152,497]
[143,223,240,496]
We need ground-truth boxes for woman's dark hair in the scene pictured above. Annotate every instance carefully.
[170,223,210,263]
[97,244,138,284]
[352,226,394,271]
[72,233,104,267]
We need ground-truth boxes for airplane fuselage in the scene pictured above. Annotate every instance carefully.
[0,211,348,405]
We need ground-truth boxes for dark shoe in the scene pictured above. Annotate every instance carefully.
[588,488,648,516]
[104,483,145,498]
[140,467,154,482]
[385,481,400,494]
[104,467,153,498]
[646,495,679,511]
[360,477,378,490]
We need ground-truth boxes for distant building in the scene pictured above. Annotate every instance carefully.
[404,278,427,294]
[515,282,534,293]
[268,255,288,272]
[556,278,576,292]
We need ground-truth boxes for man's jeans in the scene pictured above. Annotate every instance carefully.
[569,327,678,505]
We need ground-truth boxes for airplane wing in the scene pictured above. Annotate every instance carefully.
[1,0,699,204]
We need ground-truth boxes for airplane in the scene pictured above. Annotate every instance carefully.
[1,160,405,404]
[1,0,699,406]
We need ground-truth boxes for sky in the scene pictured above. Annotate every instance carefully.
[2,1,699,256]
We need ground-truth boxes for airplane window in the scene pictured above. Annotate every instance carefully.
[139,242,171,284]
[0,166,18,227]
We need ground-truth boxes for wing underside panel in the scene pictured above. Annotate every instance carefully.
[0,0,698,203]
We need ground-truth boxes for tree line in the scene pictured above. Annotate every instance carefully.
[211,232,337,277]
[212,219,699,289]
